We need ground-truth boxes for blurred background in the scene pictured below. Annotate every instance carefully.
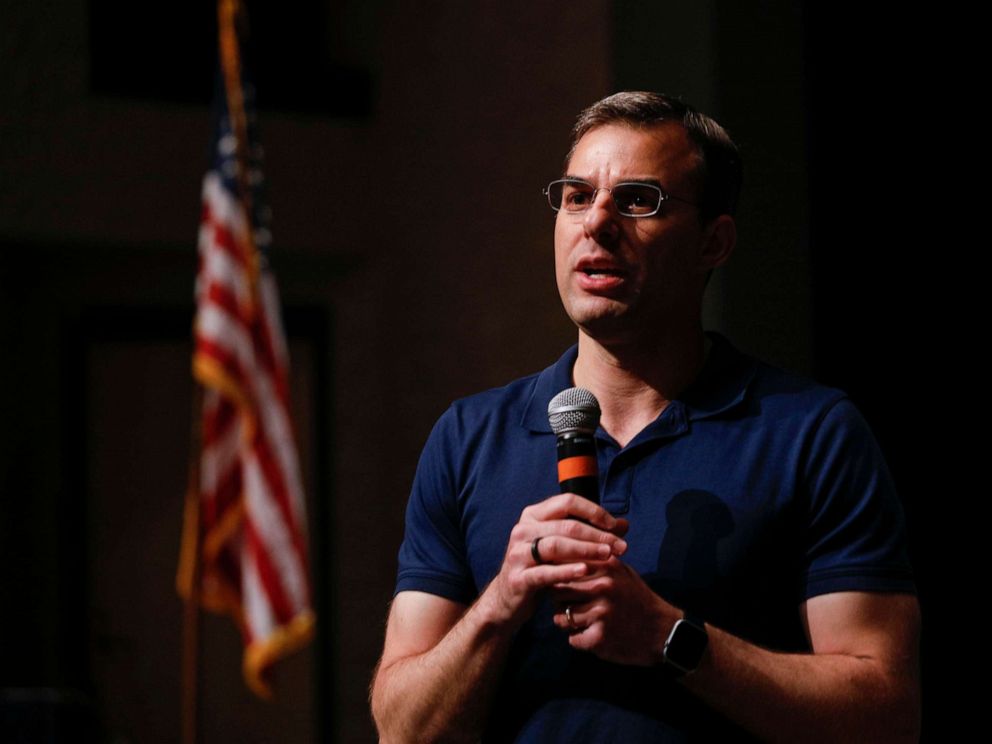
[1,1,961,741]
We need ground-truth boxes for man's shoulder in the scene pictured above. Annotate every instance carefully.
[753,358,847,411]
[709,335,850,423]
[435,372,544,443]
[437,347,576,435]
[449,369,543,417]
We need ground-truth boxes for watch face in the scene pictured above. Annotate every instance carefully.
[665,618,708,674]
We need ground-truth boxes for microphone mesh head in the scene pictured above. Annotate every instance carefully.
[548,387,601,434]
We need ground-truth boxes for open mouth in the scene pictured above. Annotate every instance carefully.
[582,267,624,277]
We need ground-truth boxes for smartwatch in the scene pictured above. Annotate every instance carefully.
[662,613,708,677]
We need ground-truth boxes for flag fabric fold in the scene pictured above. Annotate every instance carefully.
[178,0,314,699]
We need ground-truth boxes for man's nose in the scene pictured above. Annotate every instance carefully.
[583,189,620,244]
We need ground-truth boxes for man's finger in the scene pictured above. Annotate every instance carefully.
[510,519,627,557]
[521,493,622,532]
[520,562,591,588]
[529,535,614,565]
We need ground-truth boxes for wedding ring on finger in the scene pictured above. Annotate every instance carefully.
[565,605,577,630]
[531,536,546,565]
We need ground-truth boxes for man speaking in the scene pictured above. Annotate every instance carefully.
[370,92,920,742]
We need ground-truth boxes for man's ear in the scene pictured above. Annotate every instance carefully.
[699,215,736,270]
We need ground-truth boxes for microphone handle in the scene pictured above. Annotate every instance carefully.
[556,431,599,504]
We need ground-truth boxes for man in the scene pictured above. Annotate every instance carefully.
[371,92,920,742]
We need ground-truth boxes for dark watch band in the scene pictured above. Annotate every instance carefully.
[662,613,708,677]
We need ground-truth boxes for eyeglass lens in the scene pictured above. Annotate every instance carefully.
[548,180,662,216]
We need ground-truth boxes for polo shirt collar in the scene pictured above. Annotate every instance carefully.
[520,346,579,433]
[519,333,756,434]
[681,332,757,421]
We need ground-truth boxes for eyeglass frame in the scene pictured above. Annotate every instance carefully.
[543,177,698,218]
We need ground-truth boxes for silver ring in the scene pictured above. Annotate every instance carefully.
[531,537,545,565]
[565,605,577,629]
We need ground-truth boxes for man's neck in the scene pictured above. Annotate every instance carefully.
[572,327,709,448]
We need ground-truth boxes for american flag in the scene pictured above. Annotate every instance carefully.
[178,2,314,698]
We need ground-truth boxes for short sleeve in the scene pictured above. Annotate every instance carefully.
[395,409,477,604]
[802,398,915,599]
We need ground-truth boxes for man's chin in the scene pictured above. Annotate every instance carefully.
[571,311,640,346]
[564,293,629,322]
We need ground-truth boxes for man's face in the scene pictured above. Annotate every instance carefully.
[554,122,721,344]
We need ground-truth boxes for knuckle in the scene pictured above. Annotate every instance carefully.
[509,545,528,565]
[507,573,527,594]
[526,569,552,589]
[588,541,610,558]
[586,577,608,593]
[561,520,583,539]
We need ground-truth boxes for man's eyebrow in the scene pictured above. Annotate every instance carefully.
[561,175,666,188]
[618,178,665,188]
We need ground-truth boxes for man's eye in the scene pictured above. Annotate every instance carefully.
[563,188,593,207]
[616,186,658,214]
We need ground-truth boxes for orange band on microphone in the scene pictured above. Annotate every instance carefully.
[558,455,597,481]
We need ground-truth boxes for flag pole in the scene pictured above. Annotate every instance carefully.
[180,0,316,708]
[180,382,205,744]
[179,8,252,738]
[218,0,258,266]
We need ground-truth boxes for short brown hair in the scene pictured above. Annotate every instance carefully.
[567,91,742,221]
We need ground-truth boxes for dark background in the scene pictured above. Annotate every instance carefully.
[1,1,963,741]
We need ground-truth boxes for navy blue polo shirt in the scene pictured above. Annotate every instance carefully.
[395,335,914,741]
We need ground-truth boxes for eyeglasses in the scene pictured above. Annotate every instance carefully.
[543,178,696,218]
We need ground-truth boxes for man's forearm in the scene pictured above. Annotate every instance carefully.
[557,565,920,742]
[682,598,921,743]
[371,590,517,743]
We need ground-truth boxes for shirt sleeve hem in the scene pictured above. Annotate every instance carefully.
[396,571,476,605]
[804,565,916,600]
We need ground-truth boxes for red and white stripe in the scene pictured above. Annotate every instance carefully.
[193,171,313,696]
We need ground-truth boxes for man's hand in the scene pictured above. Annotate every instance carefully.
[546,555,921,743]
[481,493,629,629]
[371,493,628,742]
[550,555,677,666]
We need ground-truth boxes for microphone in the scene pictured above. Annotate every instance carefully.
[548,387,601,504]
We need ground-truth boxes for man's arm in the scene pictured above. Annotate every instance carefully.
[554,562,920,743]
[370,494,628,743]
[370,591,505,744]
[691,590,921,743]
